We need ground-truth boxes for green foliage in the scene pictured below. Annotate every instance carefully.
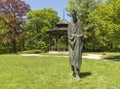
[0,54,120,89]
[26,8,59,31]
[67,0,120,51]
[92,0,120,51]
[25,8,60,52]
[67,0,102,51]
[1,0,120,53]
[19,50,41,54]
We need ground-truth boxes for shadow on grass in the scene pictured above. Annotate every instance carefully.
[80,72,92,78]
[104,55,120,61]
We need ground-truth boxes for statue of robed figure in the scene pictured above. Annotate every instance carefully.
[68,9,83,81]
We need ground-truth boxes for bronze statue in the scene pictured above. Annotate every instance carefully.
[68,9,83,81]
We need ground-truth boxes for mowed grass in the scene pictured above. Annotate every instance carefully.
[0,54,120,89]
[102,52,120,61]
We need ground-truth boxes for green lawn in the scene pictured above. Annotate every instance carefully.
[0,54,120,89]
[102,52,120,61]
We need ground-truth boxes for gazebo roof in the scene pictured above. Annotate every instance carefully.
[57,19,68,25]
[47,27,68,35]
[47,19,69,35]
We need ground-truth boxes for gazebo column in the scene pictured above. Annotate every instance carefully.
[55,35,58,51]
[48,34,51,51]
[65,35,68,51]
[57,35,61,51]
[66,35,68,51]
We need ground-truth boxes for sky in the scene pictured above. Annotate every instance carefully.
[24,0,71,21]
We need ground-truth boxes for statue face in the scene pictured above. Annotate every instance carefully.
[72,13,76,18]
[71,10,77,19]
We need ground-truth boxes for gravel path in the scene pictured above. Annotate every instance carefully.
[83,54,102,60]
[20,54,102,59]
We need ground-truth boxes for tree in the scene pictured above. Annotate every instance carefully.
[67,0,101,51]
[67,0,120,52]
[0,0,30,53]
[25,8,60,52]
[92,0,120,51]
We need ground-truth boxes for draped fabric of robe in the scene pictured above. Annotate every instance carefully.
[68,21,83,69]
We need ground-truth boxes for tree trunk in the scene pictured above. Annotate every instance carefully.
[12,31,17,53]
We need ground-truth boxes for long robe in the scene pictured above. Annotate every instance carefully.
[68,21,83,69]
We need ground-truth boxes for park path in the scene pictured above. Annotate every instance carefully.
[82,54,102,60]
[20,53,102,60]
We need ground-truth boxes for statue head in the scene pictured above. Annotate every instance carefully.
[71,9,77,24]
[71,9,77,18]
